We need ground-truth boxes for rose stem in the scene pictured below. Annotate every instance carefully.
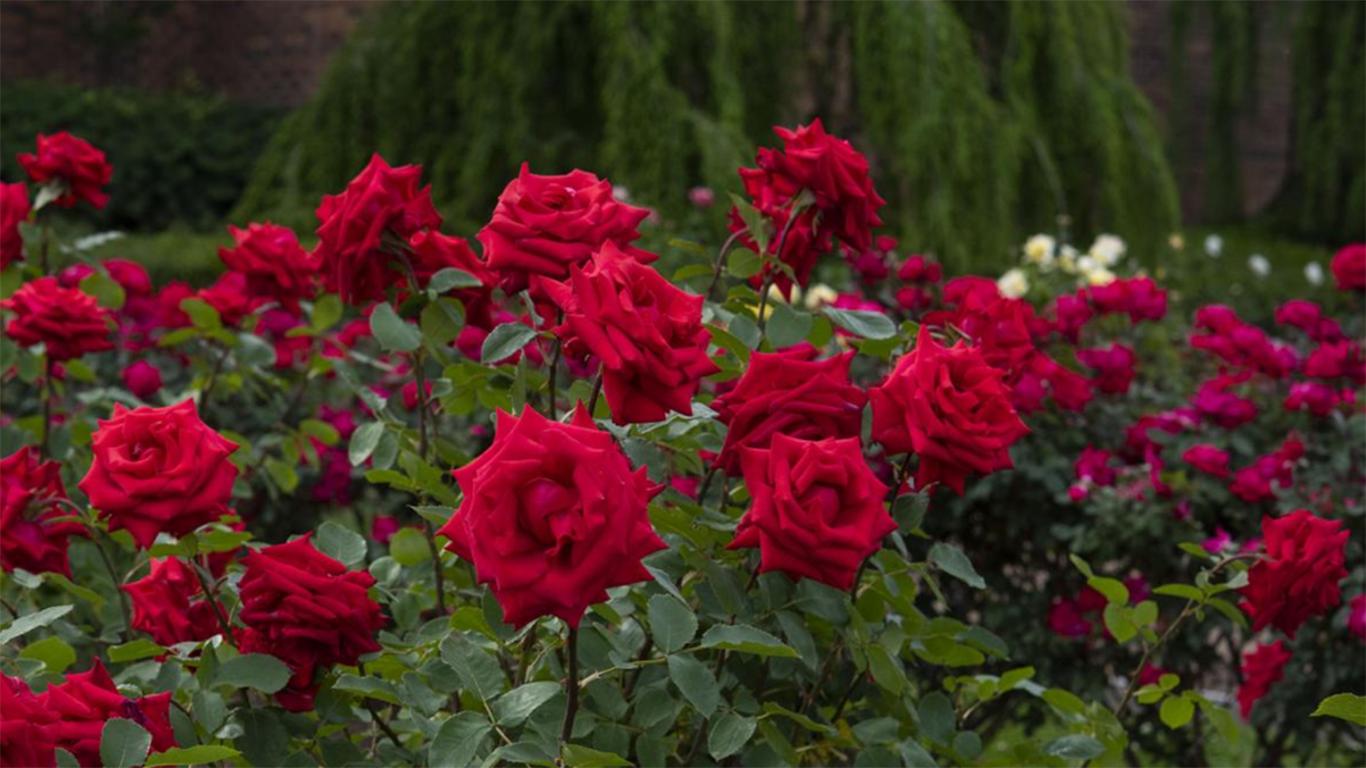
[191,560,237,647]
[754,198,803,342]
[705,227,746,301]
[90,530,132,642]
[586,369,602,416]
[559,626,580,745]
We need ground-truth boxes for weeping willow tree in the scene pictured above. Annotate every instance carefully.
[235,0,1179,272]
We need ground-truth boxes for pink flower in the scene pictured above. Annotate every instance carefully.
[120,361,163,400]
[1181,443,1230,479]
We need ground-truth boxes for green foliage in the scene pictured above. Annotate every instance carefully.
[0,81,281,231]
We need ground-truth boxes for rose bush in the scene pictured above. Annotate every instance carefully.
[0,124,1361,768]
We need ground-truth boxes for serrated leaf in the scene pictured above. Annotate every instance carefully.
[429,712,491,768]
[481,323,536,363]
[370,302,422,352]
[216,653,292,693]
[441,634,506,702]
[708,711,757,760]
[100,718,152,768]
[348,421,384,466]
[315,521,366,567]
[699,624,796,657]
[667,654,719,717]
[648,595,697,654]
[823,307,896,340]
[493,681,559,726]
[928,543,985,589]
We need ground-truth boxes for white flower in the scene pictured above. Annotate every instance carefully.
[1085,267,1117,286]
[1169,233,1185,251]
[1024,234,1056,267]
[1248,254,1270,278]
[1204,234,1223,258]
[1058,245,1080,274]
[802,283,837,310]
[1077,255,1098,274]
[1088,234,1126,267]
[1305,261,1325,286]
[611,184,631,202]
[997,268,1029,299]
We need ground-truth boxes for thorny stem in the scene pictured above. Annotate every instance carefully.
[586,370,603,416]
[199,342,231,410]
[191,561,236,648]
[91,530,133,642]
[560,626,580,745]
[754,200,804,341]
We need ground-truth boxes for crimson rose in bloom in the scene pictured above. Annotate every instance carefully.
[1,446,85,576]
[314,154,442,304]
[219,222,318,312]
[238,535,385,711]
[2,674,57,768]
[123,557,223,646]
[1239,510,1348,638]
[17,132,112,209]
[0,181,29,268]
[39,660,174,767]
[0,276,113,360]
[730,434,893,590]
[548,243,718,424]
[711,347,866,475]
[870,327,1029,494]
[1181,443,1230,479]
[438,406,666,627]
[1331,243,1365,292]
[79,400,238,548]
[1237,641,1291,719]
[479,163,653,295]
[1078,343,1137,395]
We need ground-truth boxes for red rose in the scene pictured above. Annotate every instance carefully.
[314,154,442,304]
[711,347,866,475]
[1348,594,1366,642]
[218,222,318,313]
[1,446,85,577]
[898,254,942,284]
[406,230,496,326]
[1078,343,1137,395]
[120,360,163,400]
[438,406,666,627]
[2,673,57,768]
[1331,243,1366,292]
[729,434,893,590]
[728,166,828,298]
[870,327,1028,494]
[1191,374,1257,429]
[1237,641,1291,719]
[79,400,238,548]
[1074,446,1116,487]
[1053,292,1093,343]
[38,660,174,767]
[17,132,112,209]
[548,243,718,424]
[1181,443,1230,479]
[0,182,29,268]
[479,163,653,297]
[238,534,385,711]
[123,557,222,646]
[1,277,113,361]
[1047,598,1091,639]
[1284,381,1339,417]
[1239,510,1347,638]
[1088,276,1167,323]
[1304,340,1366,384]
[924,277,1040,384]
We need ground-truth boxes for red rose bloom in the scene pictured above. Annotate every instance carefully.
[123,557,223,646]
[548,243,718,424]
[238,534,385,711]
[1053,292,1093,343]
[121,360,163,400]
[1237,641,1291,719]
[1331,243,1366,292]
[219,222,318,313]
[1047,597,1092,639]
[17,132,112,209]
[406,230,496,324]
[1348,594,1366,642]
[313,154,442,304]
[1304,340,1366,384]
[1078,343,1138,395]
[1088,276,1167,323]
[2,673,57,768]
[479,163,653,296]
[1239,510,1348,638]
[1074,446,1116,487]
[729,434,893,590]
[711,347,866,475]
[438,406,666,627]
[79,400,238,548]
[898,254,942,285]
[1,446,85,577]
[727,166,827,297]
[0,182,29,268]
[38,660,174,767]
[1181,443,1230,479]
[1,277,113,361]
[870,327,1029,494]
[1284,381,1340,417]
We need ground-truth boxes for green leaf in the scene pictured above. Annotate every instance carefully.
[561,744,632,767]
[348,421,384,466]
[1131,600,1159,627]
[19,635,76,673]
[767,302,812,348]
[108,639,167,664]
[263,458,299,494]
[866,644,906,694]
[429,712,491,768]
[1160,695,1195,729]
[309,294,343,333]
[667,654,719,717]
[917,692,955,744]
[1087,577,1130,606]
[1103,603,1137,643]
[1044,734,1104,760]
[179,297,220,330]
[699,624,797,657]
[953,731,983,761]
[389,527,431,566]
[421,299,465,345]
[81,270,127,310]
[0,604,74,643]
[144,745,242,767]
[1042,688,1087,716]
[1311,693,1366,726]
[823,307,897,340]
[481,322,536,363]
[428,267,483,292]
[726,246,763,280]
[493,681,560,726]
[648,595,697,654]
[708,711,757,760]
[928,543,985,589]
[760,702,834,734]
[299,419,340,446]
[441,634,506,702]
[370,301,422,352]
[215,653,292,693]
[332,674,401,704]
[54,749,79,768]
[100,718,152,768]
[892,492,930,533]
[316,521,367,567]
[1153,584,1204,602]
